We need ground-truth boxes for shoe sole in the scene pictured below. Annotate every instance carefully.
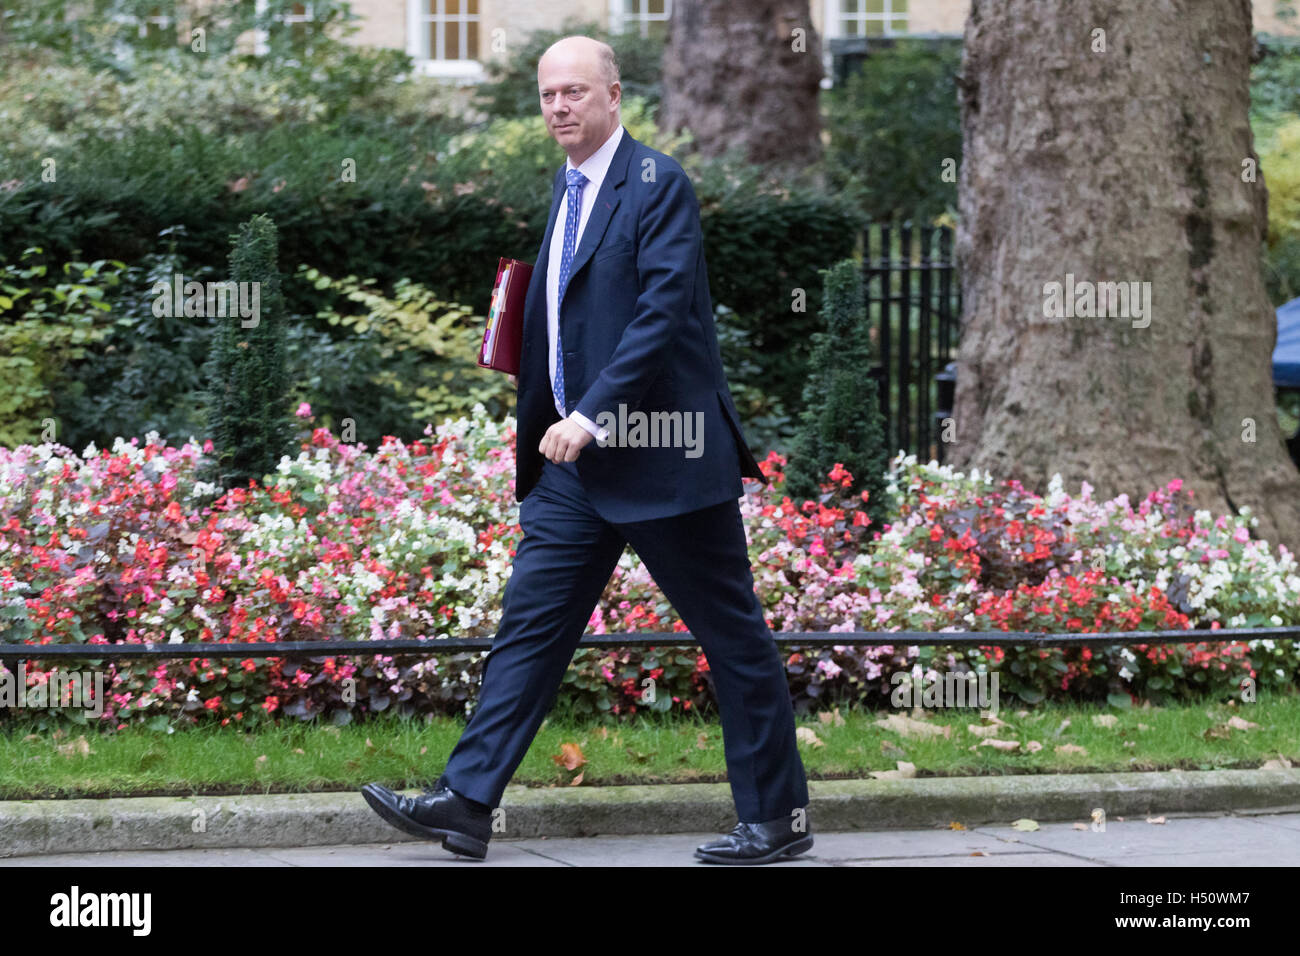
[694,835,815,865]
[361,784,489,860]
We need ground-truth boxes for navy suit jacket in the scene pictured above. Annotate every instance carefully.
[514,126,767,523]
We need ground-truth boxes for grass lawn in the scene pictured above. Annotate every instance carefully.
[1,693,1297,800]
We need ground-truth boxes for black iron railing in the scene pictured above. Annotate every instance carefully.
[1,627,1294,660]
[863,222,961,462]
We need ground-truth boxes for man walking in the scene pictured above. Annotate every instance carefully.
[363,35,811,865]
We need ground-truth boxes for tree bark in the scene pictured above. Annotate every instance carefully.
[659,0,823,173]
[951,0,1300,551]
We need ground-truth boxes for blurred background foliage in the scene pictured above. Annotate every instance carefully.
[1,4,1297,456]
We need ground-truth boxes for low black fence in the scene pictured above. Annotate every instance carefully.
[1,627,1295,660]
[863,222,961,463]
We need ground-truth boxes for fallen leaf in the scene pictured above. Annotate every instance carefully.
[880,740,906,757]
[552,742,586,770]
[1228,716,1259,731]
[796,727,825,748]
[968,723,1002,738]
[875,714,952,739]
[1261,756,1293,770]
[595,727,609,739]
[1025,740,1043,753]
[256,755,267,764]
[869,761,916,780]
[1137,723,1151,731]
[1092,714,1119,728]
[1146,815,1166,825]
[569,771,584,786]
[1055,744,1088,755]
[817,707,846,727]
[365,738,374,749]
[1051,719,1071,738]
[1203,724,1233,740]
[419,746,427,755]
[55,736,93,758]
[1015,710,1029,718]
[948,821,967,830]
[980,738,1020,752]
[1072,823,1089,831]
[293,748,305,755]
[696,733,710,750]
[969,850,989,856]
[1010,818,1040,831]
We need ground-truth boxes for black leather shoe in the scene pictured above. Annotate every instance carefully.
[694,817,814,865]
[361,776,493,860]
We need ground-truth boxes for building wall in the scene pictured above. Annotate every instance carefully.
[319,0,1300,72]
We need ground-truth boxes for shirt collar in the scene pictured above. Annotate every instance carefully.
[565,123,624,187]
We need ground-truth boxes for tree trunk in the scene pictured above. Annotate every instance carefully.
[951,0,1300,551]
[659,0,823,173]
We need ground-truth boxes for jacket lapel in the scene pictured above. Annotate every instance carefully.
[565,126,635,283]
[522,128,638,367]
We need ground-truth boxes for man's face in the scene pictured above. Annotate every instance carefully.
[538,53,618,163]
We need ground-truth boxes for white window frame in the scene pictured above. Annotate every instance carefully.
[820,0,911,87]
[406,0,485,80]
[609,0,672,38]
[109,6,174,60]
[253,0,316,57]
[823,0,910,40]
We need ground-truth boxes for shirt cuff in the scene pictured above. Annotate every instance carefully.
[570,410,609,443]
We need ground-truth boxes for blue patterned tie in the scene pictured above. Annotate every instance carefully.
[554,168,587,416]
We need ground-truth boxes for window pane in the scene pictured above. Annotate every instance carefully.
[446,0,458,14]
[467,20,478,57]
[865,0,884,14]
[467,0,478,13]
[648,0,665,14]
[428,21,438,57]
[840,0,859,13]
[889,17,907,32]
[427,0,438,15]
[445,22,459,59]
[844,18,859,35]
[864,19,883,35]
[646,19,668,40]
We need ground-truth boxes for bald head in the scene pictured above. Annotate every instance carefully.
[540,35,620,88]
[538,35,622,166]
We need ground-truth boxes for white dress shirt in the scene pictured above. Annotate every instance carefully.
[548,123,624,442]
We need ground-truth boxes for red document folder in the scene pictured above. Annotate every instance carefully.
[478,257,533,375]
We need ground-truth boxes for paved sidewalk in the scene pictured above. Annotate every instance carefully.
[5,769,1299,858]
[4,810,1298,866]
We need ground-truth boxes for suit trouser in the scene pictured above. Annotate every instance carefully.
[441,457,810,823]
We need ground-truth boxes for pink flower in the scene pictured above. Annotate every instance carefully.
[295,402,313,418]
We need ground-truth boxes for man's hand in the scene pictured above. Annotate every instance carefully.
[508,374,518,388]
[539,418,595,463]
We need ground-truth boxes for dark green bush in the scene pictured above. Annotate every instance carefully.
[785,258,890,528]
[473,17,664,120]
[202,214,295,488]
[823,40,962,224]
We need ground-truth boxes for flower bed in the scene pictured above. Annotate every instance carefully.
[1,404,1297,730]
